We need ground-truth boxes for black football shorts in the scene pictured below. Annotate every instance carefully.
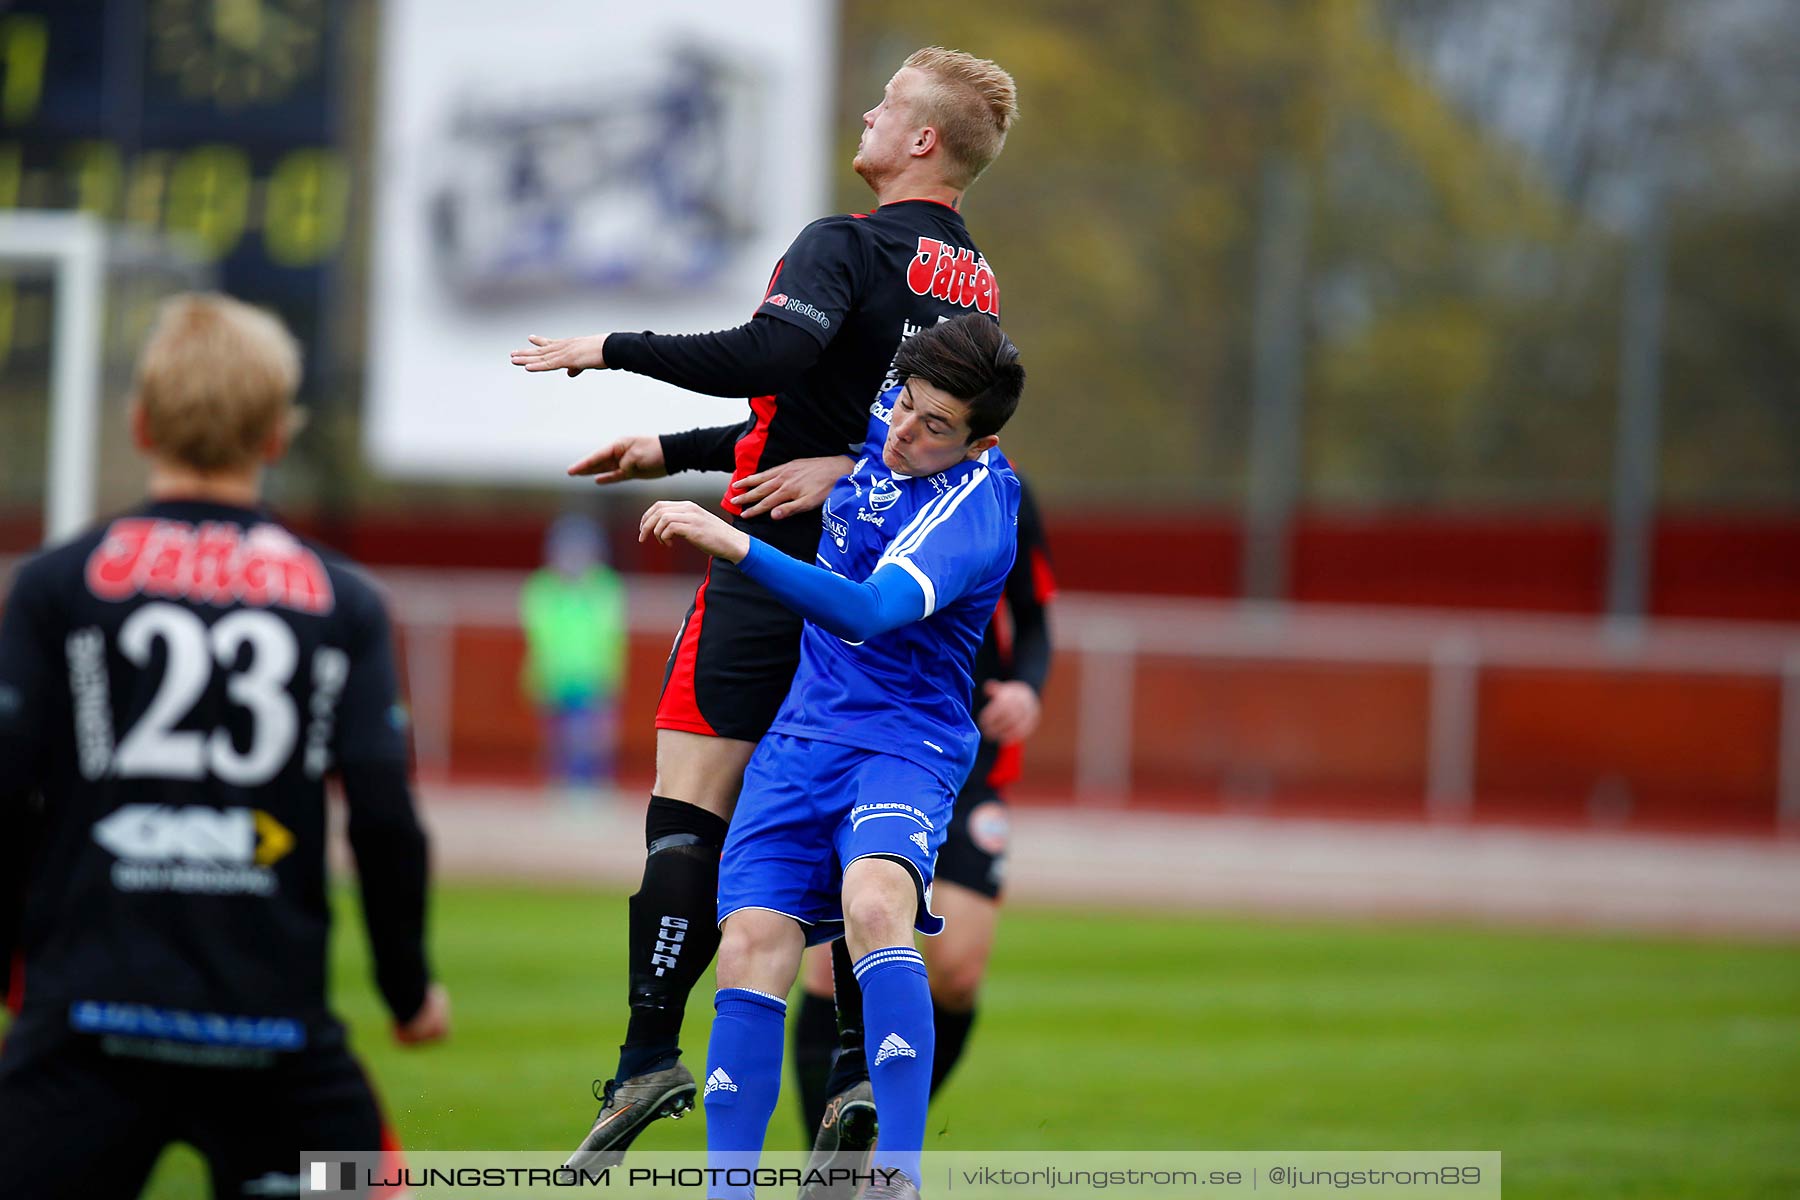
[0,1013,392,1199]
[656,522,814,744]
[934,779,1011,901]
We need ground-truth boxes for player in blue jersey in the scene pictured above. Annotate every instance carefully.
[636,314,1023,1200]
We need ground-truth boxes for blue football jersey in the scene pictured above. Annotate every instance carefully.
[767,386,1021,787]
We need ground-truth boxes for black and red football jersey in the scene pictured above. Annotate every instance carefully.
[970,476,1056,790]
[728,198,1001,517]
[0,501,410,1034]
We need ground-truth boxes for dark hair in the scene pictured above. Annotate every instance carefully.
[892,313,1024,440]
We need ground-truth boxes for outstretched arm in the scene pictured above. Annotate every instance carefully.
[510,316,822,398]
[566,425,850,522]
[661,422,752,475]
[511,217,861,393]
[639,501,925,642]
[564,424,750,484]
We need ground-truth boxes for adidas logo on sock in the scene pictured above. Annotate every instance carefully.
[910,831,929,854]
[874,1033,917,1067]
[704,1068,738,1096]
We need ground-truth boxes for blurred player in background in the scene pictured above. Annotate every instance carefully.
[792,476,1053,1145]
[0,294,447,1200]
[638,315,1025,1200]
[510,47,1019,1160]
[521,514,627,799]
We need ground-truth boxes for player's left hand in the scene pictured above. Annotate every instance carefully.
[395,982,452,1045]
[732,454,855,520]
[979,680,1042,744]
[640,500,752,562]
[509,333,608,376]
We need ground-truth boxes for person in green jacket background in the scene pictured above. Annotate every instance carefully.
[521,514,627,798]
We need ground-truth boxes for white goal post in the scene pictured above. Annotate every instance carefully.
[0,209,213,544]
[0,210,105,544]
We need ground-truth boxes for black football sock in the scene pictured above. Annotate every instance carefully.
[792,989,838,1137]
[930,1002,977,1095]
[617,796,729,1080]
[822,936,869,1096]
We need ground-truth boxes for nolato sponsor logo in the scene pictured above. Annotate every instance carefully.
[768,293,831,329]
[93,804,293,895]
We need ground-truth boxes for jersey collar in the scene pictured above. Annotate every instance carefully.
[876,197,964,217]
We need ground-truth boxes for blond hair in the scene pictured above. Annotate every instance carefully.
[133,293,303,472]
[901,47,1018,189]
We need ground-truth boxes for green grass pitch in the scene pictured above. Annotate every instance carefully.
[108,884,1799,1197]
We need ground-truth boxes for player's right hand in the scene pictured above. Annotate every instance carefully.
[639,500,751,562]
[395,982,452,1045]
[979,679,1042,744]
[510,332,608,376]
[568,435,667,485]
[732,454,854,520]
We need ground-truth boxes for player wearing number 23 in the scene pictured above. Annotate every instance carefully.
[0,293,443,1199]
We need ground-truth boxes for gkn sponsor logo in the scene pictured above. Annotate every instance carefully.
[94,804,294,895]
[764,292,831,329]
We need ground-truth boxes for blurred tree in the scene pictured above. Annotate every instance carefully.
[838,0,1800,509]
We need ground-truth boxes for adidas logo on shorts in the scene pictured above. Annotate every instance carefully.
[910,831,929,854]
[704,1068,738,1096]
[874,1033,917,1067]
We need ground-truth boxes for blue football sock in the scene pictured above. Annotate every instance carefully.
[855,947,934,1189]
[705,987,788,1196]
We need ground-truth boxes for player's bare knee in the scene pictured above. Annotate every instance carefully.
[713,920,753,987]
[719,910,783,958]
[844,905,914,955]
[716,910,802,993]
[841,857,919,950]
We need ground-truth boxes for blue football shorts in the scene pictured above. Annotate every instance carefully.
[717,733,954,944]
